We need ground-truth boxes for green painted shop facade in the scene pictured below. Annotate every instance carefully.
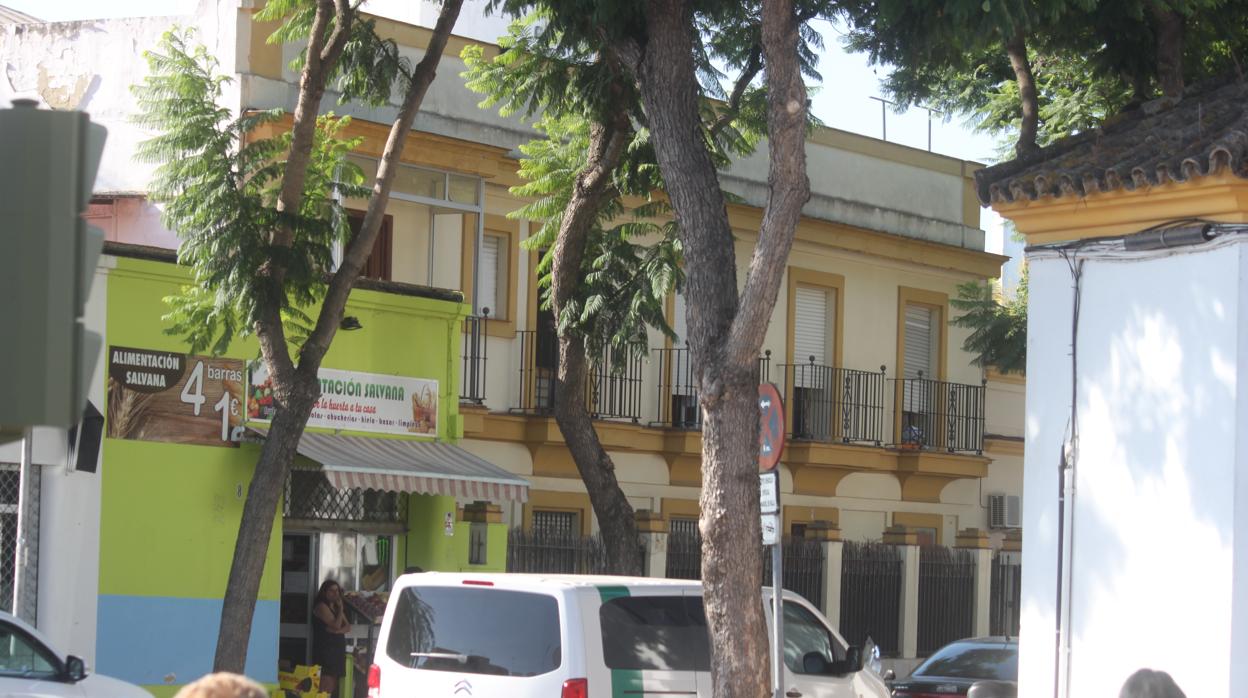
[95,246,525,697]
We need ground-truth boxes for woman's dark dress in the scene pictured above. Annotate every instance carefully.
[312,604,347,677]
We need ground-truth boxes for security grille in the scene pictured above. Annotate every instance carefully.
[665,517,702,579]
[532,510,577,537]
[0,463,39,624]
[283,469,406,523]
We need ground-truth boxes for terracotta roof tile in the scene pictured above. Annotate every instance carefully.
[975,79,1248,205]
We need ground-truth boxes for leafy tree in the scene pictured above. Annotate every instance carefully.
[131,0,465,671]
[471,0,822,694]
[950,266,1029,374]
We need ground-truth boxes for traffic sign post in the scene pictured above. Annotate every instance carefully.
[758,384,785,698]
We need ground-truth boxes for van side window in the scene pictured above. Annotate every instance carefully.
[386,587,561,677]
[599,596,710,671]
[783,601,844,674]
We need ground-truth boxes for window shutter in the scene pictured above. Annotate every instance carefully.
[347,211,393,281]
[479,234,500,319]
[672,292,693,394]
[673,291,688,347]
[794,285,830,359]
[903,305,935,379]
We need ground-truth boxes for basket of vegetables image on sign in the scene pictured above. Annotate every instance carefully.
[247,360,278,422]
[408,384,437,435]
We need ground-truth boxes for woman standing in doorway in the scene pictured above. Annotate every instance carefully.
[312,579,351,697]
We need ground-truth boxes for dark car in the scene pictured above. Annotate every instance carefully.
[890,637,1017,698]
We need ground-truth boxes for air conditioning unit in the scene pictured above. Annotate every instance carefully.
[988,494,1022,529]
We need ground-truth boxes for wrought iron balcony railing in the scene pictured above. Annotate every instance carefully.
[778,359,886,445]
[459,313,488,404]
[892,373,986,454]
[650,346,774,430]
[514,330,644,422]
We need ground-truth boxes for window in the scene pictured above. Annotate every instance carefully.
[386,586,561,676]
[902,304,937,380]
[0,622,58,678]
[782,601,845,674]
[477,232,509,321]
[900,302,941,445]
[792,285,835,441]
[346,210,394,282]
[600,596,710,671]
[531,510,577,537]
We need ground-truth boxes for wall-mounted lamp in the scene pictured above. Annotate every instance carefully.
[340,316,363,331]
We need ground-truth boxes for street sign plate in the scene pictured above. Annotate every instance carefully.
[759,471,779,514]
[760,512,780,546]
[759,383,785,472]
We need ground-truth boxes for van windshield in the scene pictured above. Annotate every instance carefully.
[599,595,710,671]
[385,586,561,677]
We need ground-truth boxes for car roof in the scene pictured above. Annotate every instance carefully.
[396,572,706,590]
[950,636,1018,646]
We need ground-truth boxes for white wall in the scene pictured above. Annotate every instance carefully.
[1022,237,1246,698]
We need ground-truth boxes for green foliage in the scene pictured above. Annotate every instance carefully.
[258,0,413,107]
[842,0,1248,151]
[131,28,369,355]
[950,267,1028,374]
[510,113,683,365]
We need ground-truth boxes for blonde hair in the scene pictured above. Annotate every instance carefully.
[173,672,268,698]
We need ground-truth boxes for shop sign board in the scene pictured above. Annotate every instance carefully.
[248,363,438,437]
[106,345,246,447]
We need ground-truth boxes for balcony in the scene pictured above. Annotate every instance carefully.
[650,346,774,430]
[514,330,645,422]
[892,373,986,454]
[459,314,488,404]
[777,359,887,446]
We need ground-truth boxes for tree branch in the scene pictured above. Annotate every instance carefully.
[726,0,809,366]
[1152,4,1185,100]
[708,43,763,141]
[1005,32,1039,156]
[298,0,466,372]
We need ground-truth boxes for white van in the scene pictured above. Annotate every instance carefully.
[366,572,890,698]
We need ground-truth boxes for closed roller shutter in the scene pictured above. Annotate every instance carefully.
[479,234,500,319]
[794,286,831,387]
[903,304,935,379]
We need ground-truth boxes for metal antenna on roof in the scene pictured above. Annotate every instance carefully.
[869,96,895,141]
[922,105,944,152]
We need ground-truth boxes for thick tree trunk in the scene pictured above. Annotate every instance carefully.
[1005,33,1039,157]
[1152,5,1185,100]
[635,0,808,694]
[212,376,318,672]
[213,0,464,672]
[549,115,642,575]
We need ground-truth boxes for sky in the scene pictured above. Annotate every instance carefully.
[5,0,1010,255]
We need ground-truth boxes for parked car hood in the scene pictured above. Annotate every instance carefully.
[79,672,154,697]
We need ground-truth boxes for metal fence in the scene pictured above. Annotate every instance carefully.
[666,523,824,610]
[779,360,887,445]
[840,541,902,657]
[506,527,612,575]
[588,345,644,422]
[460,314,488,404]
[650,348,775,430]
[917,545,976,655]
[893,375,986,454]
[0,462,39,623]
[283,469,407,524]
[990,552,1022,637]
[515,329,558,414]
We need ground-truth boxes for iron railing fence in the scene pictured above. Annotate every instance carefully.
[779,360,886,445]
[840,540,902,657]
[506,527,615,575]
[515,329,559,414]
[515,331,646,422]
[665,524,825,611]
[459,314,488,404]
[665,517,702,579]
[917,545,977,655]
[763,536,827,612]
[588,344,644,422]
[649,348,775,429]
[283,469,407,524]
[0,463,38,623]
[892,374,986,454]
[990,552,1022,637]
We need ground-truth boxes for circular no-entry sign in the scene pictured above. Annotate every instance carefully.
[758,383,785,472]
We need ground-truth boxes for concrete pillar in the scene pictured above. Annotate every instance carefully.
[957,527,993,638]
[635,510,668,577]
[807,521,842,622]
[884,525,920,659]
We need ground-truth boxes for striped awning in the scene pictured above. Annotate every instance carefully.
[254,428,528,503]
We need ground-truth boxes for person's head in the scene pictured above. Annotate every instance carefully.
[1120,668,1186,698]
[173,672,267,698]
[315,578,343,606]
